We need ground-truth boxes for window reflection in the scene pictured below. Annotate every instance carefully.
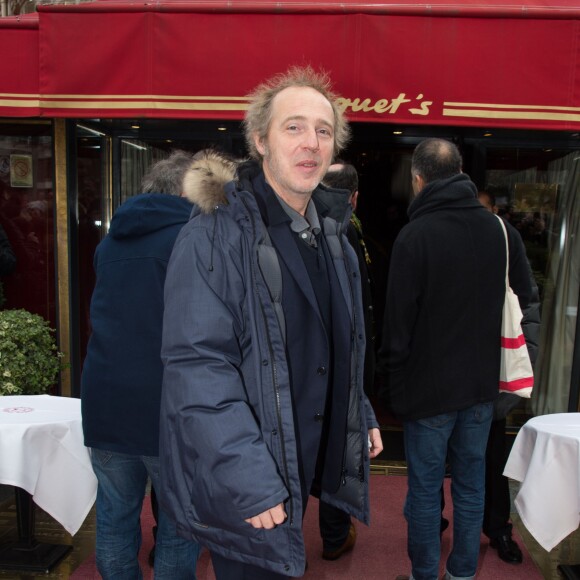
[0,131,55,327]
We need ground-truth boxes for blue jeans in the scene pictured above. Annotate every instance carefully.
[91,448,201,579]
[403,402,493,580]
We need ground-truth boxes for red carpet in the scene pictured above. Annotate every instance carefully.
[71,474,543,579]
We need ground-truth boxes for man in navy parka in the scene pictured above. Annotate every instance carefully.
[158,67,383,579]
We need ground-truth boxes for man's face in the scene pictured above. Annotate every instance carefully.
[254,86,335,207]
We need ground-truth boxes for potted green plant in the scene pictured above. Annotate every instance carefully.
[0,308,63,396]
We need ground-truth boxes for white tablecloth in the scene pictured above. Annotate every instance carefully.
[0,394,97,535]
[504,412,580,552]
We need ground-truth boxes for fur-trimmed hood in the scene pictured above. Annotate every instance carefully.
[183,150,353,228]
[182,149,237,213]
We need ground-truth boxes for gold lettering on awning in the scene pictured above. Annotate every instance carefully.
[336,93,432,116]
[0,93,577,125]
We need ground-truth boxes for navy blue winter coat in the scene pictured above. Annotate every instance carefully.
[159,155,377,577]
[81,193,193,456]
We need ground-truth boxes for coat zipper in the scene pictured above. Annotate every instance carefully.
[259,300,294,524]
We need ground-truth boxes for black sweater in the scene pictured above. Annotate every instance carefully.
[379,174,532,421]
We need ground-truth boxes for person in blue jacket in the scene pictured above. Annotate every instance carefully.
[81,150,201,579]
[158,66,383,579]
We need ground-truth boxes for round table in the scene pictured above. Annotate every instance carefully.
[504,412,580,552]
[0,394,97,572]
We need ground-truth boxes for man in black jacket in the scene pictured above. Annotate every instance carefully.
[381,138,532,580]
[478,191,541,564]
[318,162,377,562]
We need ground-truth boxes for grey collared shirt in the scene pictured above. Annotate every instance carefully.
[275,194,321,248]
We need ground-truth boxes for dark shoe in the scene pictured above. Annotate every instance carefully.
[490,534,523,564]
[148,546,155,567]
[322,523,357,560]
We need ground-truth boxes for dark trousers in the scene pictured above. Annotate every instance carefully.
[483,418,512,539]
[318,500,351,551]
[210,552,290,580]
[210,493,311,579]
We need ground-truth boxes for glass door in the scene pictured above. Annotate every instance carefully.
[484,147,580,420]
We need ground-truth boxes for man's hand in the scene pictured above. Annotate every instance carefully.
[368,427,383,459]
[245,503,287,529]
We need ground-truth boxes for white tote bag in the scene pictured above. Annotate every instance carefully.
[496,215,534,398]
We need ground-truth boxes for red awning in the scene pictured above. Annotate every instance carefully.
[0,14,40,117]
[3,1,580,129]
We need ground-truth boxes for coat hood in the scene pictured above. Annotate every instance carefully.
[408,173,480,221]
[108,193,193,240]
[183,152,353,227]
[182,149,237,213]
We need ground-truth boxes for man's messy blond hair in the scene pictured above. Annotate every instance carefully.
[243,65,351,161]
